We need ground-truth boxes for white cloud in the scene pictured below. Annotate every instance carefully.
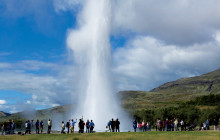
[26,100,31,104]
[53,0,83,13]
[0,100,6,105]
[113,34,220,91]
[54,0,220,45]
[111,0,220,45]
[0,60,78,113]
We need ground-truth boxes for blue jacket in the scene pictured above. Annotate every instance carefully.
[90,122,95,127]
[35,122,39,128]
[133,121,137,128]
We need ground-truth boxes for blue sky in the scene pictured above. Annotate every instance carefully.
[0,3,75,63]
[0,0,220,113]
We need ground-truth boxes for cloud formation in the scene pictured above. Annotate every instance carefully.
[54,0,220,46]
[0,60,77,113]
[0,100,6,105]
[113,33,220,90]
[111,0,220,45]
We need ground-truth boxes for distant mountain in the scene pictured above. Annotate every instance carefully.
[0,104,72,122]
[119,69,220,111]
[0,111,11,117]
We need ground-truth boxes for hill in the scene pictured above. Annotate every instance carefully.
[0,111,10,117]
[119,69,220,111]
[151,68,220,94]
[0,104,72,123]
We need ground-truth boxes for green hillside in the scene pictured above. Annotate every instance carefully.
[151,68,220,94]
[120,69,220,111]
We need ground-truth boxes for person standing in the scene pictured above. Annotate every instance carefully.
[70,119,77,133]
[142,120,146,132]
[8,120,12,134]
[165,119,168,131]
[213,119,218,131]
[147,122,151,131]
[78,119,85,133]
[174,118,178,131]
[1,122,5,135]
[61,121,65,134]
[25,121,28,134]
[35,120,40,134]
[11,120,15,135]
[86,120,90,133]
[110,119,115,132]
[180,120,184,131]
[90,120,95,133]
[133,120,137,132]
[40,120,44,134]
[27,120,31,134]
[115,119,120,132]
[107,120,111,132]
[66,121,70,134]
[47,119,52,134]
[157,119,161,131]
[206,119,210,130]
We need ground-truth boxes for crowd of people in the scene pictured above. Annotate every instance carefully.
[106,118,120,132]
[133,118,220,132]
[1,117,219,135]
[61,118,95,134]
[133,120,151,132]
[1,120,15,135]
[23,119,52,134]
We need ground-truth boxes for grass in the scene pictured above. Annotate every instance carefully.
[0,131,220,140]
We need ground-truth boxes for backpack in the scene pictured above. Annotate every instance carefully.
[66,122,70,127]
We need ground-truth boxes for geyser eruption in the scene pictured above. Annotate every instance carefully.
[67,0,130,131]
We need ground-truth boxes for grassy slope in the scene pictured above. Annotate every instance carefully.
[0,132,219,140]
[119,69,220,111]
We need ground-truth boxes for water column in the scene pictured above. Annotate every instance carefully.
[67,0,120,131]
